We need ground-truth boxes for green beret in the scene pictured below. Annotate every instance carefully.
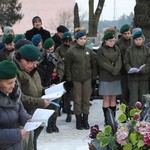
[14,34,25,43]
[19,44,42,61]
[0,60,18,79]
[103,32,115,40]
[120,24,130,34]
[62,32,72,39]
[43,38,54,49]
[3,34,15,44]
[132,30,143,39]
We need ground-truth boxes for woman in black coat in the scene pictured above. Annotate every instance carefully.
[0,60,31,150]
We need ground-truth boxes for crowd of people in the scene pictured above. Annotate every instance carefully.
[0,15,150,150]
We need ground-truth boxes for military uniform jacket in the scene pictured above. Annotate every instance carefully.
[0,48,15,61]
[116,37,132,75]
[97,44,122,82]
[55,44,70,61]
[14,59,45,115]
[124,44,150,81]
[65,43,97,82]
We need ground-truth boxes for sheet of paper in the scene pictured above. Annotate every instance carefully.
[128,68,139,73]
[24,122,42,131]
[41,82,66,100]
[32,109,54,121]
[24,109,54,131]
[45,82,66,95]
[41,91,64,101]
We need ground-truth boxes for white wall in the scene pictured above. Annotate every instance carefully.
[2,0,75,34]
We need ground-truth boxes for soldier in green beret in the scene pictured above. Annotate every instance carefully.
[124,28,150,108]
[14,44,51,150]
[55,32,73,122]
[116,24,132,105]
[0,34,15,61]
[97,31,122,125]
[65,31,97,130]
[38,38,64,134]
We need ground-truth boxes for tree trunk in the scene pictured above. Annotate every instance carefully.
[134,0,150,43]
[88,0,105,37]
[74,3,80,32]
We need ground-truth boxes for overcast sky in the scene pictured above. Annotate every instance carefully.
[75,0,136,20]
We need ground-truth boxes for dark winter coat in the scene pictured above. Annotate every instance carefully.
[97,44,122,82]
[14,58,45,115]
[25,27,51,42]
[0,84,31,150]
[124,44,150,81]
[65,43,97,82]
[38,52,64,87]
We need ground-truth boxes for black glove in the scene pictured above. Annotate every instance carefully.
[91,79,96,88]
[63,81,74,92]
[50,76,60,85]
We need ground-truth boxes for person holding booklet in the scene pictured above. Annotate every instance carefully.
[0,60,31,150]
[124,28,150,108]
[13,44,51,150]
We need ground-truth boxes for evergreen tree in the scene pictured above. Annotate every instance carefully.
[74,3,80,32]
[0,0,23,27]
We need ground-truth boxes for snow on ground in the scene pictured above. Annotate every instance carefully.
[37,99,119,150]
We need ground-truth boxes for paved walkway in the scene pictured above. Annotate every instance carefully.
[37,99,105,150]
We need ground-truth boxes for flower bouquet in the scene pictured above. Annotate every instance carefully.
[89,101,150,150]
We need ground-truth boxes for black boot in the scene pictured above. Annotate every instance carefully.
[83,114,90,130]
[109,106,116,118]
[52,116,59,132]
[66,109,72,122]
[46,116,53,133]
[102,107,109,125]
[75,114,83,130]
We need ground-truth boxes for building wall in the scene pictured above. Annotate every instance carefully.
[9,0,75,34]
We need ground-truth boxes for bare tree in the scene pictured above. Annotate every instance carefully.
[48,9,73,32]
[88,0,105,37]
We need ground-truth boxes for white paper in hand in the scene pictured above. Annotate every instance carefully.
[41,91,63,101]
[128,68,139,73]
[24,109,54,131]
[41,82,66,101]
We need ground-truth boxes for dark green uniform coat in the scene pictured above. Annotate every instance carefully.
[0,48,15,61]
[65,43,97,82]
[116,37,132,103]
[124,44,150,107]
[14,59,45,115]
[65,43,97,115]
[97,44,122,82]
